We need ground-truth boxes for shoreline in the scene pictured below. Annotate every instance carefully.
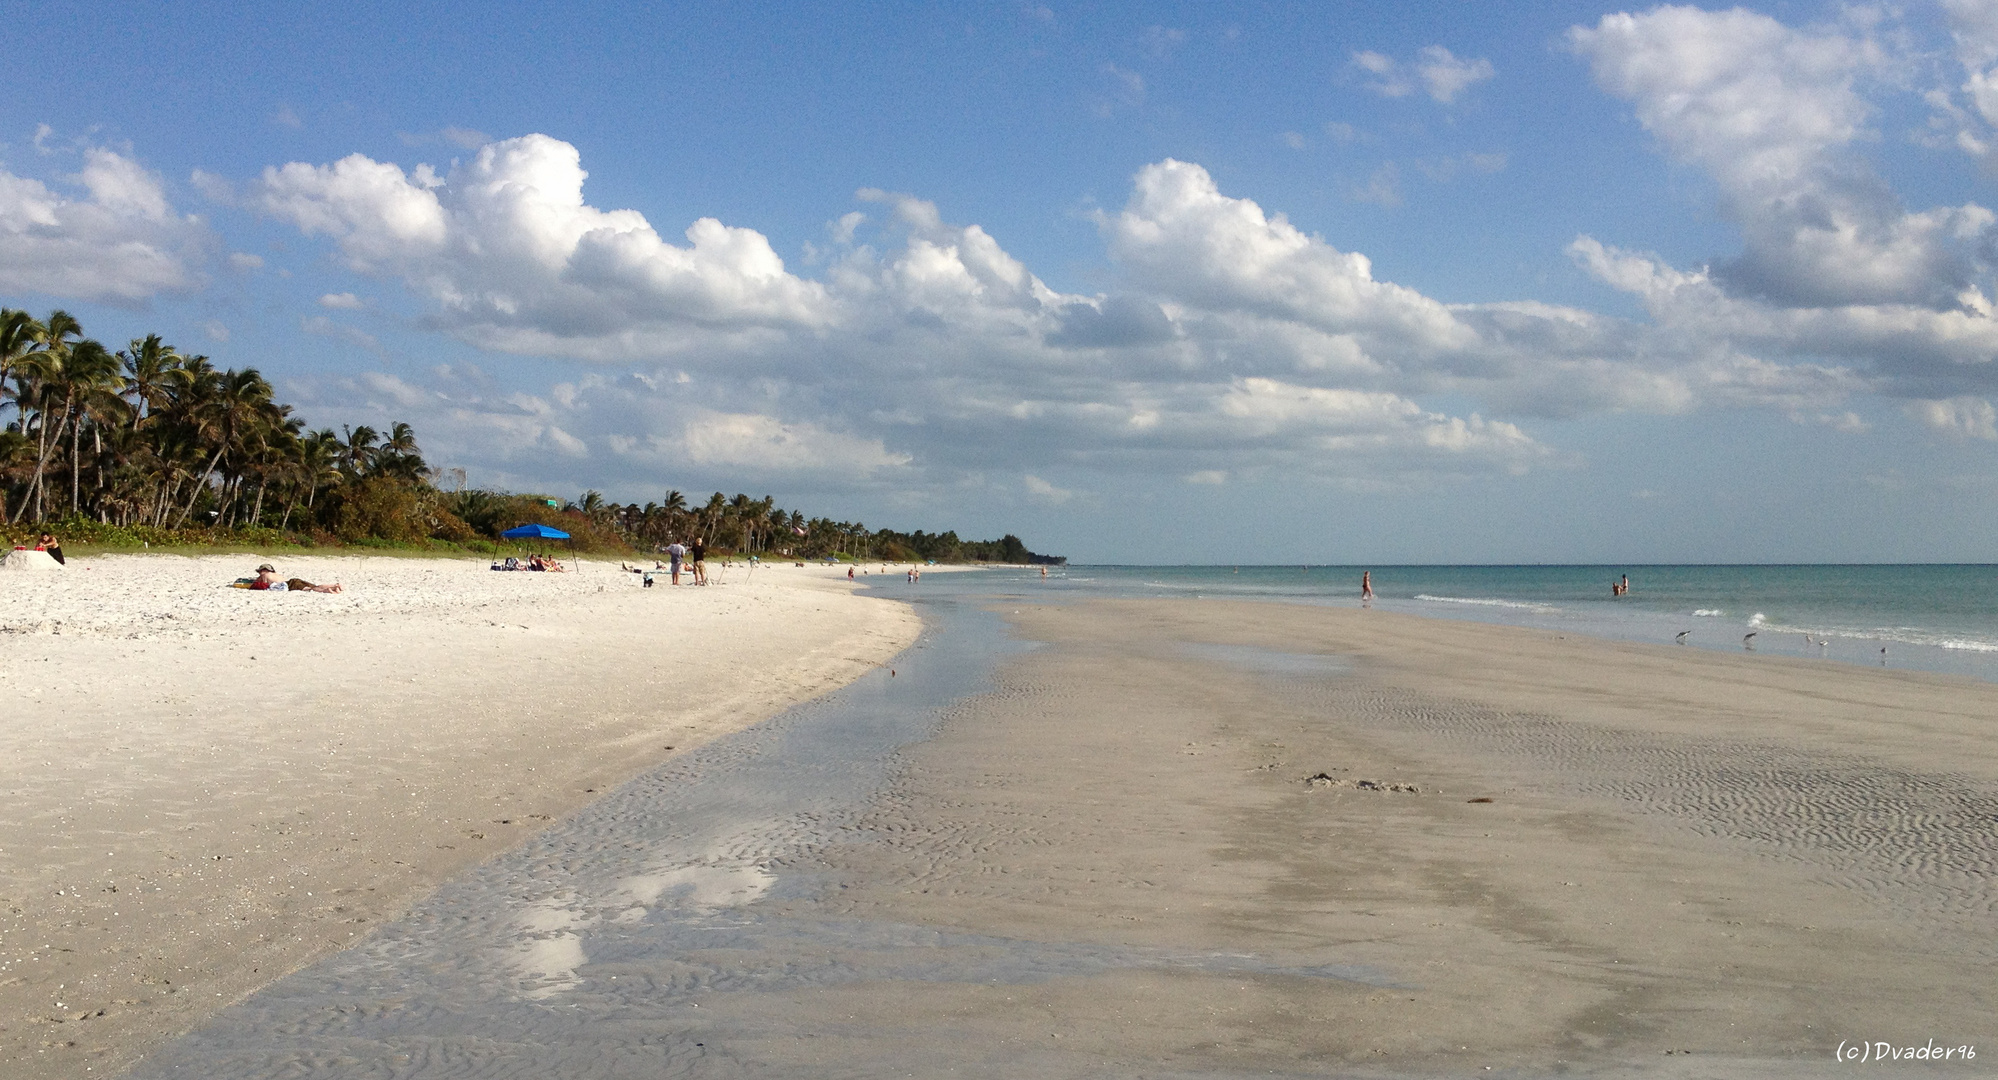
[1039,563,1998,685]
[0,554,921,1079]
[103,582,1998,1076]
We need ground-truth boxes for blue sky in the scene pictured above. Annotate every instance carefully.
[6,1,1998,563]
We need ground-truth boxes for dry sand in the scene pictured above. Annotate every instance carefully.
[0,553,920,1078]
[758,598,1996,1076]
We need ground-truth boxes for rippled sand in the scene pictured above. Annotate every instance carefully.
[0,553,918,1078]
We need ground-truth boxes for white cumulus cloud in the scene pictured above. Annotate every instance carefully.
[1571,5,1993,311]
[1354,46,1493,103]
[1912,396,1998,440]
[247,134,833,358]
[266,138,1976,498]
[1413,46,1495,103]
[0,148,212,304]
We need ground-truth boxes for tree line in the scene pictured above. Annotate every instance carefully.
[0,308,1061,564]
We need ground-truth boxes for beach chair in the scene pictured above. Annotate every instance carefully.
[492,556,520,571]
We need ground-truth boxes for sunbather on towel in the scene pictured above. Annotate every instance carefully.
[246,563,344,593]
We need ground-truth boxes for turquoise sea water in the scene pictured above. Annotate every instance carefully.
[1005,564,1998,683]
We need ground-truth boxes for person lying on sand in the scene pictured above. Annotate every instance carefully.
[619,562,665,585]
[245,563,344,593]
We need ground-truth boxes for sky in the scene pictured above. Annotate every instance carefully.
[6,0,1998,563]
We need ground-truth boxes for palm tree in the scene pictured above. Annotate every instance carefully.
[0,429,33,521]
[119,334,185,430]
[701,491,727,546]
[376,420,426,481]
[174,367,273,527]
[239,410,303,527]
[340,424,380,478]
[0,309,37,428]
[293,428,344,526]
[10,311,81,522]
[61,341,129,516]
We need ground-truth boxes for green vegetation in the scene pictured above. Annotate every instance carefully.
[1,308,1063,564]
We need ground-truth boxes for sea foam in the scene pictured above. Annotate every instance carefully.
[1414,594,1558,613]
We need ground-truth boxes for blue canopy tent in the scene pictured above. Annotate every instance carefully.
[500,523,571,540]
[496,523,574,571]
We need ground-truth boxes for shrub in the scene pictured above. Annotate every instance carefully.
[334,478,426,543]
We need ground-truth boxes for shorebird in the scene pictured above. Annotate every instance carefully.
[1675,631,1690,644]
[1743,632,1758,650]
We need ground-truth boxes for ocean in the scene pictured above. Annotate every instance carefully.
[1006,564,1998,683]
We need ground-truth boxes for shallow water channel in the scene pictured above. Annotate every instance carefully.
[128,581,1391,1079]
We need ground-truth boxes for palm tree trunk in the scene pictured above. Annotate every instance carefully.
[18,389,50,522]
[14,404,70,524]
[173,443,228,529]
[69,410,82,516]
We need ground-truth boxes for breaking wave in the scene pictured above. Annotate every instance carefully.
[1413,594,1558,614]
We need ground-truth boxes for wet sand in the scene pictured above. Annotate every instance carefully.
[791,599,1995,1075]
[114,590,1995,1077]
[0,555,919,1079]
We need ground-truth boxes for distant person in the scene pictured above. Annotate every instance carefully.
[35,533,63,566]
[666,541,688,585]
[690,539,708,585]
[1040,565,1048,579]
[847,565,855,580]
[620,562,660,587]
[1361,570,1373,602]
[1622,574,1630,595]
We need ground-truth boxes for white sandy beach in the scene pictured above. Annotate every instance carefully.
[8,560,1995,1077]
[0,552,921,1078]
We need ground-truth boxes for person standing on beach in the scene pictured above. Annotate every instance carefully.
[690,539,708,585]
[1361,570,1373,602]
[666,541,688,585]
[36,533,63,565]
